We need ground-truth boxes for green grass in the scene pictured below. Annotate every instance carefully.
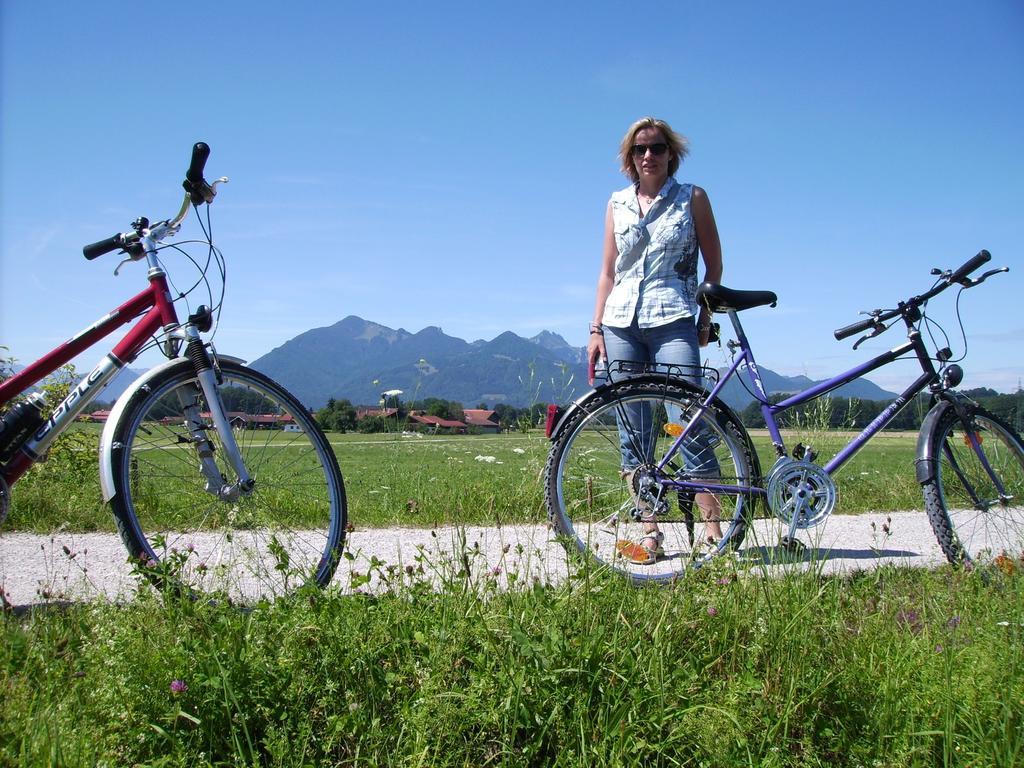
[2,557,1021,766]
[7,429,925,534]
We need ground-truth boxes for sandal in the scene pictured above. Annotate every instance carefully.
[615,531,665,565]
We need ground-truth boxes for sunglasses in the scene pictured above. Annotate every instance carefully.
[631,142,669,157]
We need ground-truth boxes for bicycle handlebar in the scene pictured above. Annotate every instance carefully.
[833,315,881,341]
[186,142,210,184]
[184,142,215,205]
[83,233,131,260]
[833,249,997,341]
[948,249,990,286]
[82,142,214,260]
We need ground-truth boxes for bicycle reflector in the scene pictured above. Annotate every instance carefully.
[545,404,563,439]
[964,432,983,447]
[663,423,684,437]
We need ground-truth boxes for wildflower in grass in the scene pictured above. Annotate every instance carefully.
[513,448,526,454]
[946,615,961,630]
[490,566,502,577]
[707,606,718,617]
[475,455,497,463]
[896,609,923,634]
[993,553,1016,575]
[170,679,188,694]
[935,644,944,654]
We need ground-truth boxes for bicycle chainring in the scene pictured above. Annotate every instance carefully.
[766,457,837,529]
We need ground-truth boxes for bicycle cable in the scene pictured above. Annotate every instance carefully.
[917,276,968,366]
[948,286,970,364]
[193,201,227,339]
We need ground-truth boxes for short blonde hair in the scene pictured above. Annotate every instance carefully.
[618,117,690,183]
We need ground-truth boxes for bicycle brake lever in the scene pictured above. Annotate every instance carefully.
[966,266,1009,287]
[852,322,887,350]
[112,242,146,276]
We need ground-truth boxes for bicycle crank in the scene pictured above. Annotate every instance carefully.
[766,457,837,530]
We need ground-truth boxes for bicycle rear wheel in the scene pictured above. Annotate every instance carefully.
[544,379,756,583]
[109,359,346,600]
[922,403,1024,566]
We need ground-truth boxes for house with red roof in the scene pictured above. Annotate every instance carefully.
[407,411,467,434]
[462,409,501,434]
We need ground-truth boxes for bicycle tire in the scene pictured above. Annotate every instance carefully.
[922,403,1024,566]
[545,379,756,583]
[109,359,346,600]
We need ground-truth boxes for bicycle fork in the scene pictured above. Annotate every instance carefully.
[942,406,1011,509]
[182,327,254,501]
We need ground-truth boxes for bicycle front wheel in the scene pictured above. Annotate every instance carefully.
[922,403,1024,566]
[545,379,756,583]
[109,359,346,600]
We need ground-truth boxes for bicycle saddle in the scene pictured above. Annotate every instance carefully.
[697,282,778,313]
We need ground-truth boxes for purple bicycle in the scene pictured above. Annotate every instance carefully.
[545,251,1021,582]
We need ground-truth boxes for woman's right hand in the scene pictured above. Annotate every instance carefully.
[587,333,606,386]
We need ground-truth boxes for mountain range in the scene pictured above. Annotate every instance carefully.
[249,316,898,411]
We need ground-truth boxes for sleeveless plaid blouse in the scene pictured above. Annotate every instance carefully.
[601,178,700,329]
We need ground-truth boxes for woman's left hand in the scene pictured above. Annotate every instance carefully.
[698,310,713,347]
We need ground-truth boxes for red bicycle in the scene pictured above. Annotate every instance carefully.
[0,144,346,600]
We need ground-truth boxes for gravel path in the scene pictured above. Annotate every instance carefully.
[0,511,950,608]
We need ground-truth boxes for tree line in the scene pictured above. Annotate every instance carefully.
[316,387,1022,434]
[736,388,1023,431]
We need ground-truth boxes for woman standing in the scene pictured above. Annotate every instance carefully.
[587,116,724,564]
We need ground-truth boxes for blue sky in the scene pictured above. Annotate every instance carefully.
[2,1,1021,395]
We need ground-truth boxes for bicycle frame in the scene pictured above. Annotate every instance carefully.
[658,307,941,497]
[0,268,180,485]
[2,186,253,500]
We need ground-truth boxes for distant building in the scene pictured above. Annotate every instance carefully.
[462,409,501,434]
[355,407,400,420]
[153,411,295,430]
[407,411,467,434]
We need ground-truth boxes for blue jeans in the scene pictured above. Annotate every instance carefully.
[603,316,721,475]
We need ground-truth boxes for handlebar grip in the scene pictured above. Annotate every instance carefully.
[834,316,875,341]
[186,142,211,183]
[949,249,991,285]
[83,234,123,260]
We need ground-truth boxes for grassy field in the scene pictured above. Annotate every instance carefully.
[7,428,926,534]
[1,556,1021,766]
[4,428,1023,766]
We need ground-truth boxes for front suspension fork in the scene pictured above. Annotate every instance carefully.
[945,397,1009,507]
[181,329,254,500]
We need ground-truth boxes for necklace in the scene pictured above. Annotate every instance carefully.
[637,190,656,202]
